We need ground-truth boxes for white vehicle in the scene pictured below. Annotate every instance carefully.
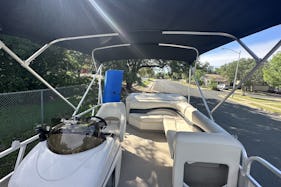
[0,1,280,187]
[217,84,229,91]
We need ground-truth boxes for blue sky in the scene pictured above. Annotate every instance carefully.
[200,24,281,68]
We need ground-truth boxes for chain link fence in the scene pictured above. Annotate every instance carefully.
[0,84,98,178]
[0,84,97,151]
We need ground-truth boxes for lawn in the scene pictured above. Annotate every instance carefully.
[0,91,96,178]
[230,94,281,115]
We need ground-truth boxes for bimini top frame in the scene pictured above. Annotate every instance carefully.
[0,33,120,115]
[1,31,281,187]
[0,30,280,118]
[162,31,281,114]
[72,43,131,117]
[158,43,214,121]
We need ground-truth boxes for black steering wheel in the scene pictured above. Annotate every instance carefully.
[88,116,107,129]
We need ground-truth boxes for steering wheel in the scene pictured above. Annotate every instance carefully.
[88,116,107,129]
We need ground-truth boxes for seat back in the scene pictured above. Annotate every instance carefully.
[96,102,126,141]
[173,132,243,187]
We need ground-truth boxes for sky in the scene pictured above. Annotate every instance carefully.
[200,24,281,68]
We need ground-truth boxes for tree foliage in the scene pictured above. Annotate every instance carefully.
[216,58,264,87]
[138,67,154,78]
[166,60,189,80]
[103,59,166,90]
[0,35,91,93]
[263,52,281,88]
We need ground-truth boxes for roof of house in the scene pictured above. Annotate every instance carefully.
[204,74,228,82]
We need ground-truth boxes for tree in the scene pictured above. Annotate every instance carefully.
[103,59,166,90]
[217,58,264,88]
[263,52,281,88]
[0,34,91,92]
[138,67,154,78]
[166,60,189,80]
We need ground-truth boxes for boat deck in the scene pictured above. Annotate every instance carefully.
[119,124,173,187]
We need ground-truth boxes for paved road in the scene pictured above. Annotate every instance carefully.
[152,79,281,186]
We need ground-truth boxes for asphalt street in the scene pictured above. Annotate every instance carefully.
[152,79,281,186]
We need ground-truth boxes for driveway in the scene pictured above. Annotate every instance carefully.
[151,79,281,186]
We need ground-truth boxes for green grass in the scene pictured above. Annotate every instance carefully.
[0,100,72,148]
[0,92,97,178]
[231,95,281,115]
[0,99,75,178]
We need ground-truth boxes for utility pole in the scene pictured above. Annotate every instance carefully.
[222,48,241,97]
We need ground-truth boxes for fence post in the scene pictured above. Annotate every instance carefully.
[40,90,44,123]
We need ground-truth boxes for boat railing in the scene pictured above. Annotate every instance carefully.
[240,156,281,187]
[0,103,104,186]
[0,135,39,185]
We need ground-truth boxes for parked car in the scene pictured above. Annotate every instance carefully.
[217,84,229,91]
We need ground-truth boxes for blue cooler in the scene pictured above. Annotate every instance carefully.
[103,70,124,103]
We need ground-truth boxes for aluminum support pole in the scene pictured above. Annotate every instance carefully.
[162,31,260,62]
[92,44,131,68]
[244,156,281,186]
[159,43,199,57]
[72,65,102,116]
[25,33,119,65]
[75,104,101,118]
[0,41,76,110]
[40,90,44,123]
[98,65,103,104]
[188,65,192,103]
[211,40,281,114]
[158,43,213,120]
[15,145,26,168]
[162,31,280,113]
[192,66,214,121]
[222,48,241,97]
[233,51,241,91]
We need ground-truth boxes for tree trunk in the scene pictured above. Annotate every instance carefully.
[126,82,133,91]
[242,84,246,96]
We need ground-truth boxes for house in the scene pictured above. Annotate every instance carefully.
[202,74,229,86]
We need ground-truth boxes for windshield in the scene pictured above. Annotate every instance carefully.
[47,120,106,155]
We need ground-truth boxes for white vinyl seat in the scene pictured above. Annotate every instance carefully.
[163,118,199,158]
[96,102,126,141]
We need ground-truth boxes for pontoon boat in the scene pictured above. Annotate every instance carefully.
[0,1,280,186]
